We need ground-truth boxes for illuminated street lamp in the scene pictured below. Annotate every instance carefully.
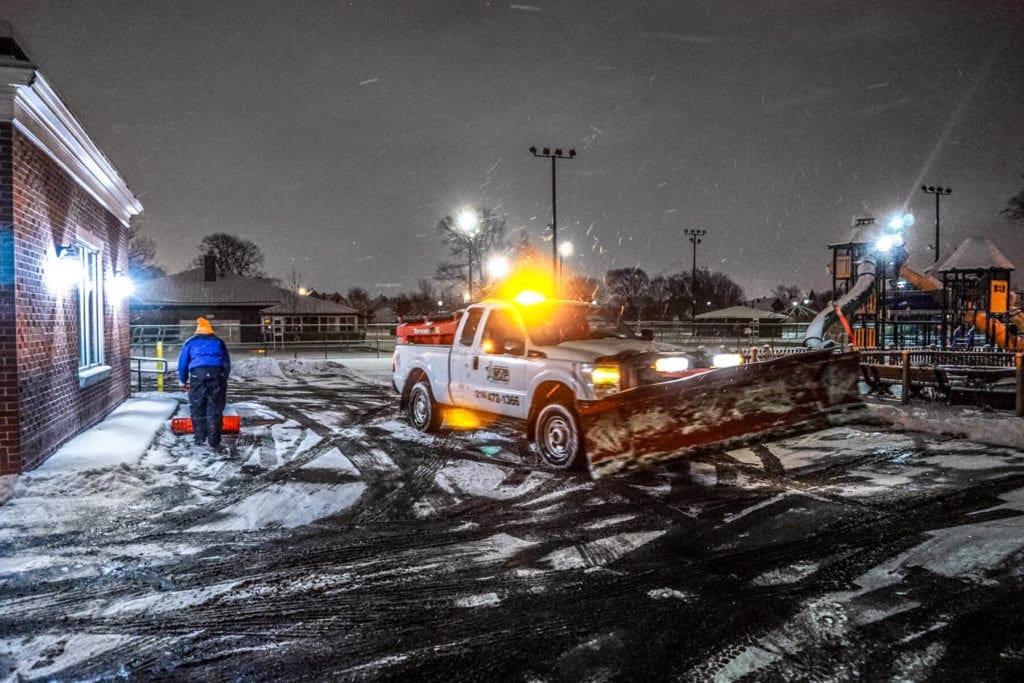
[457,208,480,300]
[486,254,510,281]
[875,228,909,349]
[558,240,573,290]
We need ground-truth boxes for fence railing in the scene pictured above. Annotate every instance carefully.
[859,349,1023,415]
[130,323,398,360]
[631,320,810,347]
[129,356,170,392]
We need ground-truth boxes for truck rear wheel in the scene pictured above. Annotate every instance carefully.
[535,402,582,469]
[408,380,442,432]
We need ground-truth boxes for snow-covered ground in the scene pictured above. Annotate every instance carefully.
[1,355,1023,679]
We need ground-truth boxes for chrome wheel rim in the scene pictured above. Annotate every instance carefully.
[540,412,576,466]
[411,389,430,428]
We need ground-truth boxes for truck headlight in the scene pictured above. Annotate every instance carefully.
[712,353,744,368]
[583,363,621,398]
[653,356,689,373]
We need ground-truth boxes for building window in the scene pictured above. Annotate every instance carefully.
[78,244,104,369]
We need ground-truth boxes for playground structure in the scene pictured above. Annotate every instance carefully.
[825,217,1020,351]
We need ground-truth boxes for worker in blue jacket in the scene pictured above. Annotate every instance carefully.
[178,317,232,448]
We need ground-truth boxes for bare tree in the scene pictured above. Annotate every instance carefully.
[433,206,508,289]
[191,233,266,278]
[1002,175,1024,225]
[127,225,165,280]
[347,287,371,323]
[772,284,803,304]
[604,268,650,321]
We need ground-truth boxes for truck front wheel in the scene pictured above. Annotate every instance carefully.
[408,380,443,432]
[535,402,583,469]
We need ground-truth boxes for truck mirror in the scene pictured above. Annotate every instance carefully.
[503,339,525,355]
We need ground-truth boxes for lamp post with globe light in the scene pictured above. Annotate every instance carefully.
[457,208,480,301]
[876,213,912,348]
[558,240,573,293]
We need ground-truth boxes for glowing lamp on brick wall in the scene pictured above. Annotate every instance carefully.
[110,269,135,300]
[47,244,81,292]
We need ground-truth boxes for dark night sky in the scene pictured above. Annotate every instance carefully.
[3,1,1023,298]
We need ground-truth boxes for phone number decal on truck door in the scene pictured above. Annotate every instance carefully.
[474,390,520,406]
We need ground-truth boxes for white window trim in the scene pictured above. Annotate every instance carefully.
[77,240,105,374]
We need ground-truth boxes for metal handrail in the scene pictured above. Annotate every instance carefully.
[129,356,170,392]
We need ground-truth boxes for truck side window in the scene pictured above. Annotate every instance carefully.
[459,307,484,346]
[482,309,526,356]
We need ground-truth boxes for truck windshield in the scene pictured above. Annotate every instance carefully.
[520,302,618,345]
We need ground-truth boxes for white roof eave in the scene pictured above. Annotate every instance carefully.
[8,70,142,227]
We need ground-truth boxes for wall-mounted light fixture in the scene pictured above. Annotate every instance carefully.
[110,269,135,300]
[55,244,80,259]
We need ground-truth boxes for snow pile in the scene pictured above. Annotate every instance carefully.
[278,359,346,376]
[231,357,285,378]
[230,356,392,381]
[334,356,394,386]
[869,403,1024,450]
[0,476,15,506]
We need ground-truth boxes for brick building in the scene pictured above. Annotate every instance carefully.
[1,33,143,473]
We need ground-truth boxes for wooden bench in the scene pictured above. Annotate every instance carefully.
[944,367,1017,410]
[861,363,949,400]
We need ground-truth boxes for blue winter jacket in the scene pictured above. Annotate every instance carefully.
[178,334,231,384]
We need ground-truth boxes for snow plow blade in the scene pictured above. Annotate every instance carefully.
[171,405,241,435]
[579,349,863,478]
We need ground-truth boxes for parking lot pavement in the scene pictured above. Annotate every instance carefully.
[2,359,1024,680]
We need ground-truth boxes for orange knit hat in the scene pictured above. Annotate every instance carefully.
[195,317,214,335]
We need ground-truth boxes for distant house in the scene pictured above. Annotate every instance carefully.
[1,30,143,474]
[369,296,398,325]
[131,257,359,345]
[747,296,786,314]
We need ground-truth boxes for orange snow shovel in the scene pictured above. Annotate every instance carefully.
[171,405,241,435]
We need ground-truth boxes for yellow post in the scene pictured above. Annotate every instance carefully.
[901,349,911,405]
[156,341,164,392]
[1016,352,1022,418]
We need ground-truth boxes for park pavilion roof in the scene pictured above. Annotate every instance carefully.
[938,238,1014,273]
[695,305,788,321]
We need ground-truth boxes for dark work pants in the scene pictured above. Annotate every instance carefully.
[189,366,228,446]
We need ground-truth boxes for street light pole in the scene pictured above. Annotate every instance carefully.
[529,146,576,280]
[685,229,706,321]
[457,209,480,301]
[921,185,952,263]
[558,240,573,292]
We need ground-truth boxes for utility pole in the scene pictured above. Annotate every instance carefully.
[921,185,952,263]
[685,228,706,321]
[529,146,576,281]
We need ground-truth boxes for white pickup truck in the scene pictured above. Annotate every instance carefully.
[392,298,725,469]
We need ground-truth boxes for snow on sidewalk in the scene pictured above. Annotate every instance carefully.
[0,396,179,506]
[36,396,180,473]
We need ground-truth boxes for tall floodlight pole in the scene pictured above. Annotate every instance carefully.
[529,146,576,281]
[685,228,706,321]
[921,185,952,263]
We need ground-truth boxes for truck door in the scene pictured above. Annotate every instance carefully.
[448,306,486,405]
[464,307,530,419]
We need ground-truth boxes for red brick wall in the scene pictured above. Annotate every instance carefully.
[0,123,19,474]
[1,129,131,473]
